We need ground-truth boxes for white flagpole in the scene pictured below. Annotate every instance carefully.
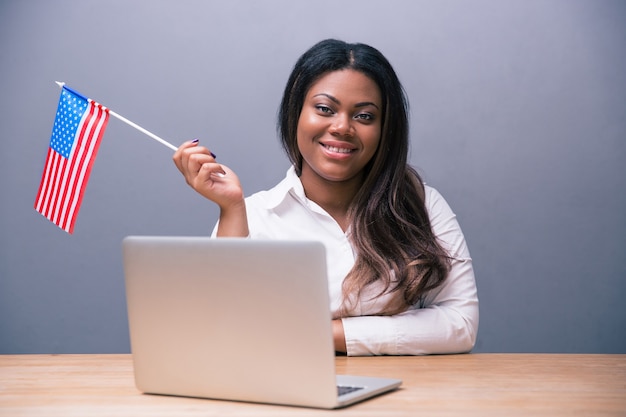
[55,81,178,151]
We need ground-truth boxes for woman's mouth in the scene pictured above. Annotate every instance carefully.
[321,143,355,154]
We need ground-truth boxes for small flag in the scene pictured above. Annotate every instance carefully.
[34,85,110,233]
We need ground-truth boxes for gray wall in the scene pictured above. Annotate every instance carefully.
[1,0,624,354]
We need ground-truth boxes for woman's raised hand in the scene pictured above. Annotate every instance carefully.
[173,140,244,211]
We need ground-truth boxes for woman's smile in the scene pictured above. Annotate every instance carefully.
[320,140,358,157]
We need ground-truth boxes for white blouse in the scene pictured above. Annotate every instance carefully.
[214,167,479,356]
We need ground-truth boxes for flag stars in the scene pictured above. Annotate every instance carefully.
[49,89,88,158]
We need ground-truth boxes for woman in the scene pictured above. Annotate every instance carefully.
[173,39,478,356]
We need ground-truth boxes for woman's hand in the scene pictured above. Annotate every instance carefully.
[173,140,249,237]
[173,140,244,210]
[333,319,347,353]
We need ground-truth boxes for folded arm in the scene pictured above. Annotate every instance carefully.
[341,255,478,355]
[341,187,479,356]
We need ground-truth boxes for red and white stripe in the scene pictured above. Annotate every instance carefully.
[34,100,109,234]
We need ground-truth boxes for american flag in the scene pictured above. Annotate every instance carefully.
[34,86,109,234]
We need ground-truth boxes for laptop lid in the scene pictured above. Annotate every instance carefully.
[122,236,401,409]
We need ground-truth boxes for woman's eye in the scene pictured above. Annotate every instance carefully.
[316,105,333,114]
[355,113,374,121]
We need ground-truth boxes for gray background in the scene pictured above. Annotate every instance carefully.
[1,0,624,354]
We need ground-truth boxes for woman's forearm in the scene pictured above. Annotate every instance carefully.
[216,200,250,237]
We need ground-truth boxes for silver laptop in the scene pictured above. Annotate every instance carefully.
[122,236,401,409]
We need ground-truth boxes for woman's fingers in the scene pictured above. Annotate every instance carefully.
[173,140,218,179]
[172,140,199,172]
[172,139,240,206]
[196,162,226,184]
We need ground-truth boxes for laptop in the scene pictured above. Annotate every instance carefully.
[122,236,401,409]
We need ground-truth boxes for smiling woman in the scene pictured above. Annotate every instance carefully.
[172,39,479,356]
[296,69,382,227]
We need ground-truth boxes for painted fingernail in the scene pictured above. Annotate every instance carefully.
[210,152,217,158]
[191,139,199,144]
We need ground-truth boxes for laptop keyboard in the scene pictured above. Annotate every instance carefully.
[337,385,364,396]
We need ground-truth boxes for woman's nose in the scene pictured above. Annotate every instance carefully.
[329,114,354,137]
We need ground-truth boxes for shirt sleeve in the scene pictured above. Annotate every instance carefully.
[341,187,479,356]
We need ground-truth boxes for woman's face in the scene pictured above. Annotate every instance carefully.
[296,69,382,187]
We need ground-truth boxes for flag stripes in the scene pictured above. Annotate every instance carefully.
[35,88,109,233]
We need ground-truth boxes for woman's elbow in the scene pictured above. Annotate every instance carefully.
[452,306,479,353]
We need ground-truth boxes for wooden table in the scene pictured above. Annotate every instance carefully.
[1,354,624,416]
